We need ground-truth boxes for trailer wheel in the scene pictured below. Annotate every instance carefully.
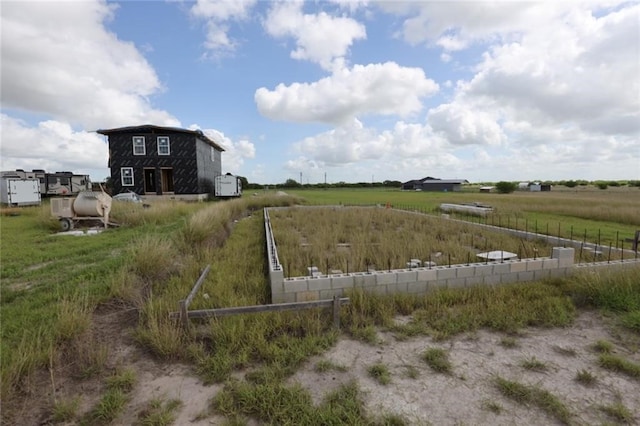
[59,218,73,231]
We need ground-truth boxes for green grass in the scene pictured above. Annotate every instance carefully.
[51,396,81,422]
[421,348,452,374]
[344,281,576,340]
[3,188,640,422]
[575,369,597,386]
[593,340,614,354]
[499,336,520,348]
[520,357,549,372]
[481,399,503,414]
[314,359,348,373]
[598,401,634,424]
[88,388,128,423]
[137,398,183,426]
[598,354,640,379]
[367,363,392,385]
[494,377,572,425]
[212,379,371,425]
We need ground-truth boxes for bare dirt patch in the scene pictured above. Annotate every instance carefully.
[7,311,638,425]
[289,312,639,425]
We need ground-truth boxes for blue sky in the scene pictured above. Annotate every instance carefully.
[1,0,638,184]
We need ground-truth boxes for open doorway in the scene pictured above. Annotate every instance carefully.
[161,168,174,193]
[143,168,156,194]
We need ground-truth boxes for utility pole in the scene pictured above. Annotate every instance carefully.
[299,172,302,185]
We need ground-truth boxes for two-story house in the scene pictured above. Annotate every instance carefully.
[98,125,224,197]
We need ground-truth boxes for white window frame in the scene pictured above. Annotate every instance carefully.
[132,136,145,155]
[121,167,134,186]
[211,146,216,162]
[157,136,170,155]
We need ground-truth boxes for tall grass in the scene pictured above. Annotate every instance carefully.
[270,207,571,277]
[344,282,575,340]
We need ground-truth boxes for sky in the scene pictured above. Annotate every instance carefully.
[1,0,639,185]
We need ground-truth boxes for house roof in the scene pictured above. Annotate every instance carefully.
[97,124,225,151]
[403,177,469,185]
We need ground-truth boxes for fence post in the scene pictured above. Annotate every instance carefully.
[333,295,341,329]
[179,299,188,329]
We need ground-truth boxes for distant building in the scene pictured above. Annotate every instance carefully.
[98,124,224,197]
[402,177,468,192]
[479,186,494,193]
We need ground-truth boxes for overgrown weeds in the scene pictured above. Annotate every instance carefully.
[598,354,640,379]
[421,348,452,373]
[367,363,392,385]
[494,377,572,425]
[212,379,371,425]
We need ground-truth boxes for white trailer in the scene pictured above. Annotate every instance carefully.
[215,174,242,198]
[0,178,41,206]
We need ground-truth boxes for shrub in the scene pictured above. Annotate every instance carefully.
[495,181,517,194]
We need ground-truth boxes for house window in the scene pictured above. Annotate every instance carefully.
[133,136,145,155]
[211,147,216,162]
[157,137,170,155]
[121,167,134,186]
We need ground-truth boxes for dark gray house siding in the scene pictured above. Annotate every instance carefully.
[98,125,224,196]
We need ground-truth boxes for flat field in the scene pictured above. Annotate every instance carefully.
[1,189,638,425]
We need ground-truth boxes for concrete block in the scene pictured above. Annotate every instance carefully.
[509,261,527,273]
[549,268,569,279]
[417,268,437,282]
[387,282,409,294]
[465,276,484,287]
[500,272,520,285]
[552,247,575,268]
[283,278,307,293]
[542,258,559,270]
[455,265,475,278]
[518,271,535,282]
[272,292,296,303]
[354,273,376,288]
[534,269,551,280]
[525,259,544,271]
[320,289,342,299]
[397,270,418,284]
[376,271,396,285]
[447,278,466,289]
[475,264,494,276]
[331,275,355,290]
[407,281,428,294]
[436,267,456,280]
[308,277,331,291]
[370,285,388,295]
[492,263,511,274]
[296,290,320,302]
[430,280,448,291]
[484,274,501,286]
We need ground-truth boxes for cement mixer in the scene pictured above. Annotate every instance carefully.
[51,189,112,231]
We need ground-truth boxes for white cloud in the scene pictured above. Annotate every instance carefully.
[199,128,256,174]
[264,1,366,70]
[0,114,109,178]
[291,118,450,167]
[427,103,506,146]
[256,62,438,124]
[190,0,257,53]
[0,0,178,130]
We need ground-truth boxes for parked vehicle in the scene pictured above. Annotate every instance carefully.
[0,177,41,206]
[113,191,143,203]
[0,169,91,196]
[214,174,242,198]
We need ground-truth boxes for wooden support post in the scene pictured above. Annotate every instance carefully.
[179,299,188,329]
[333,295,340,329]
